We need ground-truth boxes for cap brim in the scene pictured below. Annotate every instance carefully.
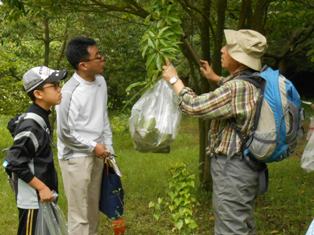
[45,69,68,83]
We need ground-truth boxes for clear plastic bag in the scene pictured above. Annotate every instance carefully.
[307,116,314,140]
[35,202,68,235]
[129,80,181,152]
[301,130,314,173]
[306,219,314,235]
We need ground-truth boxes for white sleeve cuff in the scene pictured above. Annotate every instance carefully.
[89,141,97,152]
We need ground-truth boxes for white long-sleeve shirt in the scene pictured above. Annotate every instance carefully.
[56,73,114,160]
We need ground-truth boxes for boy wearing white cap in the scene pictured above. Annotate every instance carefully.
[163,29,267,234]
[4,66,67,235]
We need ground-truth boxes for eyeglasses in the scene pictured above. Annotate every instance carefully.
[82,53,105,62]
[41,83,61,90]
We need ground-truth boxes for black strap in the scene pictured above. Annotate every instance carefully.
[23,113,50,135]
[233,73,266,153]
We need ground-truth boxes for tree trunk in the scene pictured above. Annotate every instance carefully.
[43,17,50,66]
[197,0,212,190]
[251,0,270,33]
[43,16,57,131]
[212,0,227,73]
[50,20,69,133]
[199,0,211,93]
[56,20,69,68]
[238,0,252,29]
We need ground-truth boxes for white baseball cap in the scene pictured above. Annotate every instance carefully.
[23,66,67,93]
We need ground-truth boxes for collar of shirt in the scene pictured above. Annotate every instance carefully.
[74,72,101,86]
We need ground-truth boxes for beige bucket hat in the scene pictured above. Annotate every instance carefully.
[224,29,267,71]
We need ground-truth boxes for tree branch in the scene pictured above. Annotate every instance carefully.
[182,36,200,66]
[266,25,314,61]
[178,0,204,18]
[89,0,149,18]
[298,0,314,8]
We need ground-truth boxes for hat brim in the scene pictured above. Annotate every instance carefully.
[44,69,68,84]
[27,69,68,93]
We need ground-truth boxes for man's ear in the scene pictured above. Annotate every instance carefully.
[78,62,88,71]
[33,89,43,100]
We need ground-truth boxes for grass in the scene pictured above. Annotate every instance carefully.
[0,113,314,234]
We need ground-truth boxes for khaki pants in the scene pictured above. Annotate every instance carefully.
[59,156,103,235]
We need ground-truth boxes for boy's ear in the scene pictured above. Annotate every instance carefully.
[33,89,43,100]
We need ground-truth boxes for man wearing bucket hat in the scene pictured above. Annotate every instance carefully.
[162,29,267,234]
[4,66,67,235]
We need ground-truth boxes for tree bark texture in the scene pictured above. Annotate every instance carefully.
[43,17,50,66]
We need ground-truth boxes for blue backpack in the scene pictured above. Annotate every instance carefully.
[237,66,303,163]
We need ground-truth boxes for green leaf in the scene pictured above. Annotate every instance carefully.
[160,47,178,54]
[141,45,149,58]
[147,37,155,49]
[153,214,160,221]
[188,221,198,229]
[125,81,147,93]
[157,197,163,204]
[158,26,170,36]
[146,53,156,69]
[148,30,156,38]
[148,201,155,208]
[144,14,151,23]
[156,53,162,71]
[175,220,183,230]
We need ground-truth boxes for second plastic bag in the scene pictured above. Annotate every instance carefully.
[301,129,314,173]
[129,80,181,152]
[35,202,68,235]
[306,219,314,235]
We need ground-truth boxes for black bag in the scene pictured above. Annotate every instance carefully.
[99,164,124,219]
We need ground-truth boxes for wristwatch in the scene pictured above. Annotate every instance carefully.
[169,76,178,85]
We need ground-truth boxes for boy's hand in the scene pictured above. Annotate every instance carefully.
[38,186,55,202]
[28,177,55,202]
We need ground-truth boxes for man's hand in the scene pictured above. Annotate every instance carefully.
[162,60,178,81]
[199,59,221,84]
[94,143,110,159]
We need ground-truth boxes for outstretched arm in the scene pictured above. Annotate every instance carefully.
[199,59,221,84]
[162,61,185,95]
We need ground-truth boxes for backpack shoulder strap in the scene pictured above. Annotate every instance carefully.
[233,72,266,153]
[23,113,50,135]
[236,72,265,90]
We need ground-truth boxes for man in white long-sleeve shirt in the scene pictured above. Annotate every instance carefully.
[56,36,114,235]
